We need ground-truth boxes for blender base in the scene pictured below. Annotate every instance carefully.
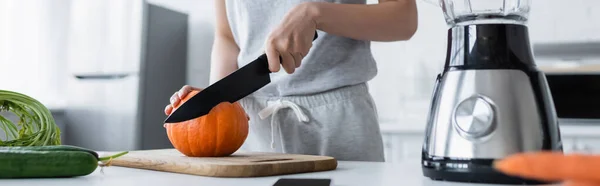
[422,153,556,185]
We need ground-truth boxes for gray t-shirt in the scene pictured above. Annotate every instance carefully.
[225,0,377,97]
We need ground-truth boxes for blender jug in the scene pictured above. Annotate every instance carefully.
[424,0,531,26]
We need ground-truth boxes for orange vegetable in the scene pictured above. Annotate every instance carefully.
[564,181,600,186]
[494,152,600,183]
[164,90,249,157]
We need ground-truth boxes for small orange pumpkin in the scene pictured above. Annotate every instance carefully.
[164,90,249,157]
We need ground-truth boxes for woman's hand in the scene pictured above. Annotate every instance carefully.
[164,85,203,115]
[265,2,319,74]
[164,85,250,121]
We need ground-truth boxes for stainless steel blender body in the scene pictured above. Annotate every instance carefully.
[423,25,563,159]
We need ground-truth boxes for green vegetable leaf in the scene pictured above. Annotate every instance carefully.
[0,90,61,146]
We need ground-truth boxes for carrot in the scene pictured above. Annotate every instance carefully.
[563,181,600,186]
[494,152,600,183]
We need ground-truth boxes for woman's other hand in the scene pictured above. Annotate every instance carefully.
[164,85,203,115]
[265,2,319,74]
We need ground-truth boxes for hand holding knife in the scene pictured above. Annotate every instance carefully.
[164,31,319,123]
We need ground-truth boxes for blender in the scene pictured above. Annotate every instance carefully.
[421,0,563,184]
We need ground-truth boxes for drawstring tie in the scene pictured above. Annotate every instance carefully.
[258,99,309,149]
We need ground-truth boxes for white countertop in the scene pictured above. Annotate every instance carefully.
[0,161,559,186]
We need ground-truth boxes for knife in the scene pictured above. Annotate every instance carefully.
[164,31,319,123]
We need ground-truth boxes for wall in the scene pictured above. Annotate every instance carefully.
[0,0,71,108]
[529,0,600,44]
[367,0,447,125]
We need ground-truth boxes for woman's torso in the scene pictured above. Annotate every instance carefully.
[225,0,377,97]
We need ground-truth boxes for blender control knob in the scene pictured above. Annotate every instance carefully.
[452,96,496,140]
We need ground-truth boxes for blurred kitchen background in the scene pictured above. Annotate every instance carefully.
[1,0,599,162]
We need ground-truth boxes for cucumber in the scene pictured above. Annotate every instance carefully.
[0,150,98,178]
[0,145,127,178]
[0,145,99,159]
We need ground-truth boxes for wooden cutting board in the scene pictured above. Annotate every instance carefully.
[102,149,338,177]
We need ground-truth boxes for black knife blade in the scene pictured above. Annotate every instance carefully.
[164,32,318,123]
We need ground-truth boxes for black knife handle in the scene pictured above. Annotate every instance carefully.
[259,31,319,67]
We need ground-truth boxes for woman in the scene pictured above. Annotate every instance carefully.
[165,0,418,162]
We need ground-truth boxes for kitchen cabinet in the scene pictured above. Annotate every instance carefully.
[65,75,137,151]
[0,109,66,144]
[380,123,600,162]
[559,123,600,154]
[66,0,143,75]
[382,132,424,163]
[580,138,600,154]
[382,134,401,162]
[563,137,600,154]
[52,110,67,144]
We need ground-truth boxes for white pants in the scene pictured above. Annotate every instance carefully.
[238,83,385,162]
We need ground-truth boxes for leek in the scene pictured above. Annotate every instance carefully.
[0,90,61,146]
